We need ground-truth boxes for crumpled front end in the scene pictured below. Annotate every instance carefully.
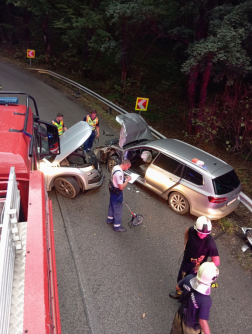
[94,146,120,163]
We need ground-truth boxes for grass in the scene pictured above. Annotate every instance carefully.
[218,217,238,235]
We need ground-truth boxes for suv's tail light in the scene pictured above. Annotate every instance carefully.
[208,196,227,203]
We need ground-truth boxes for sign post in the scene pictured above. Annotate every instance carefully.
[27,50,35,67]
[135,97,149,115]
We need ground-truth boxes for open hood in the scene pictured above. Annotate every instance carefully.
[53,121,92,164]
[116,113,153,148]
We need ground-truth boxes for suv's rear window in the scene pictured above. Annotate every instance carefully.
[213,170,240,195]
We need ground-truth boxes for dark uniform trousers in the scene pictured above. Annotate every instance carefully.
[107,190,123,230]
[84,130,96,151]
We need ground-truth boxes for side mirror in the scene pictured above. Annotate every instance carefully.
[35,121,60,158]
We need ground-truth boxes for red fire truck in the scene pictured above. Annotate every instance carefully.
[0,92,61,333]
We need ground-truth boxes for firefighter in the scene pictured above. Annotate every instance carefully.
[52,113,67,136]
[83,109,99,151]
[169,216,220,299]
[107,159,132,232]
[170,262,219,334]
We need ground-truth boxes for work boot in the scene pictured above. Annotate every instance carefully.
[169,291,182,299]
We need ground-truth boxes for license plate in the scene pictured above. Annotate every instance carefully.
[227,198,236,206]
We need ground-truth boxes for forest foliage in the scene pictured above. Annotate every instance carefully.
[0,0,252,159]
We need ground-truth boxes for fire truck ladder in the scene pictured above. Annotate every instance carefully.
[0,167,26,334]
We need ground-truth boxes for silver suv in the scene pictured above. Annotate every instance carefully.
[95,114,241,219]
[40,121,104,198]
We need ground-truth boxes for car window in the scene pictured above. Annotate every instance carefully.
[183,166,203,185]
[213,170,240,195]
[149,149,159,160]
[153,154,183,177]
[126,149,141,162]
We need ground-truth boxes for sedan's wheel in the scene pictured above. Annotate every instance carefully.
[168,192,189,215]
[107,156,121,172]
[54,176,80,199]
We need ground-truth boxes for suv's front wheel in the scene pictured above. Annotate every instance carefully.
[54,176,80,199]
[168,192,189,215]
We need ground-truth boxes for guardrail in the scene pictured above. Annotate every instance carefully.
[33,69,252,213]
[240,192,252,213]
[0,167,21,334]
[32,69,166,140]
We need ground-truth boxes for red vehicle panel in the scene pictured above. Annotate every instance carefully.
[0,92,61,333]
[23,171,61,333]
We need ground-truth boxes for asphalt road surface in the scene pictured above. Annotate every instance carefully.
[1,59,252,334]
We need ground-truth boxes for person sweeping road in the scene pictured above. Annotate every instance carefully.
[106,159,132,232]
[169,216,220,299]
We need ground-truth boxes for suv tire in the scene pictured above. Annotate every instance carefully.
[107,156,121,172]
[54,176,80,199]
[168,192,189,215]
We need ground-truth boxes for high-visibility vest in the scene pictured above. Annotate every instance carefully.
[52,120,64,135]
[86,115,98,131]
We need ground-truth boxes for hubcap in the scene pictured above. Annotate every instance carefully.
[170,194,186,212]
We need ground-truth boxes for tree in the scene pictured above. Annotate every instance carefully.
[52,0,110,75]
[176,0,252,130]
[105,0,166,86]
[6,0,57,61]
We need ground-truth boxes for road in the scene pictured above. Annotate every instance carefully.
[1,59,252,334]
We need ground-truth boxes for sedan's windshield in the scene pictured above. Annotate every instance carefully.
[213,170,240,195]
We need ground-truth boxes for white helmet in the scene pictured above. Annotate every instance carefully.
[194,216,212,234]
[190,262,219,295]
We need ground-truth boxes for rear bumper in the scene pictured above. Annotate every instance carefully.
[191,198,241,219]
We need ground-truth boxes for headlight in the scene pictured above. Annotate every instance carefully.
[79,166,95,172]
[39,160,51,173]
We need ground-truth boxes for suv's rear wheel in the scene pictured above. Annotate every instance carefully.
[168,192,189,215]
[54,176,80,199]
[107,156,121,172]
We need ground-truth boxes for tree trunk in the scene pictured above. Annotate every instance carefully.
[7,4,19,45]
[195,54,213,134]
[23,9,30,47]
[187,64,199,133]
[120,19,129,89]
[199,54,213,109]
[42,15,50,63]
[121,60,127,88]
[0,25,6,43]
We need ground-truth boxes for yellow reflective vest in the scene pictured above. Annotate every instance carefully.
[52,120,64,135]
[86,115,98,131]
